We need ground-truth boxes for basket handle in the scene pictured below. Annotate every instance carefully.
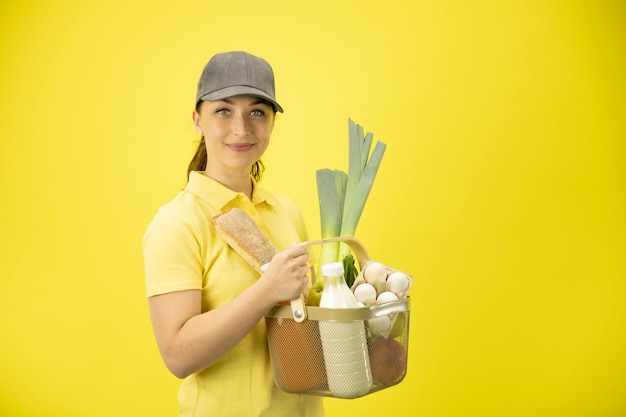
[300,236,371,269]
[294,237,370,322]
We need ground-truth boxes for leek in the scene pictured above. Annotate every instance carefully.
[316,118,386,271]
[316,168,347,266]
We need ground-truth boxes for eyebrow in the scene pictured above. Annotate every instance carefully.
[220,97,271,107]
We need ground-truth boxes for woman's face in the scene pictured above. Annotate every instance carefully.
[193,95,275,178]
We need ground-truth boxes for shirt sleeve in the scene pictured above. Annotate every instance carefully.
[142,205,204,298]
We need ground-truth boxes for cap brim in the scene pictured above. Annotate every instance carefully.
[197,86,284,113]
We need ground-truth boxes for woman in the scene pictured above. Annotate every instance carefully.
[143,51,324,417]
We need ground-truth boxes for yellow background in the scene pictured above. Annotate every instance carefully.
[1,1,624,416]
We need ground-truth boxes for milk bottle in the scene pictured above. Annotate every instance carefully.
[319,262,372,398]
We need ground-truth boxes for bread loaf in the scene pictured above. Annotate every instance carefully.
[212,208,277,273]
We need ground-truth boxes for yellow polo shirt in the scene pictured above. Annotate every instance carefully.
[143,171,324,417]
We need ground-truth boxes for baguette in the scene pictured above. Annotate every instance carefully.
[212,208,277,273]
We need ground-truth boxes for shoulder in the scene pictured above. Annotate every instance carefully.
[155,189,217,222]
[143,191,214,247]
[261,190,311,240]
[270,192,301,213]
[262,191,306,224]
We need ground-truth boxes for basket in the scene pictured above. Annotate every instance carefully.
[265,236,411,398]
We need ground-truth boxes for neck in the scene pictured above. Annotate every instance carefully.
[203,170,253,200]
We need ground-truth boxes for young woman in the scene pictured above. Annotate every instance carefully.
[143,51,324,417]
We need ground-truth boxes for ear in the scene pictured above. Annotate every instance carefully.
[192,111,202,135]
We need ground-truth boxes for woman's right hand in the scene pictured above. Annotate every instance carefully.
[259,244,310,304]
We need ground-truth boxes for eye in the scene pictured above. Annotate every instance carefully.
[216,108,230,116]
[250,109,265,117]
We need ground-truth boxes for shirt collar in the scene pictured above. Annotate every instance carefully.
[186,171,277,211]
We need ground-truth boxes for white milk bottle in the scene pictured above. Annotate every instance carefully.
[319,262,372,398]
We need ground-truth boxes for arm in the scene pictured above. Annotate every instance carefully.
[148,244,310,379]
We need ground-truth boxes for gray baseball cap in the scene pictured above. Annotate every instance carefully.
[195,51,283,113]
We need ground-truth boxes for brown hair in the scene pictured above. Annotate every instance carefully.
[187,100,276,182]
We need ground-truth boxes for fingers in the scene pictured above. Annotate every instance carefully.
[273,244,309,265]
[288,242,309,258]
[298,263,310,279]
[262,246,310,301]
[266,245,310,284]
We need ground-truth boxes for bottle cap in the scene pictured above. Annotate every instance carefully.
[321,262,344,277]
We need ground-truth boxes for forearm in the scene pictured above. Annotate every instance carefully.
[150,245,310,378]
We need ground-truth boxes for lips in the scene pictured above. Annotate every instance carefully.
[227,143,254,152]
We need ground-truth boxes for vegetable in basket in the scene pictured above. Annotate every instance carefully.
[316,118,386,276]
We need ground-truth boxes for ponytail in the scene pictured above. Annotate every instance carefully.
[187,136,207,179]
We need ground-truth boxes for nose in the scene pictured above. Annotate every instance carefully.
[231,113,250,137]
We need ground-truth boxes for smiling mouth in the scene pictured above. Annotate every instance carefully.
[227,143,254,152]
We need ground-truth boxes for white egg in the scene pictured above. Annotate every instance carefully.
[376,291,399,304]
[354,283,377,304]
[387,271,409,294]
[363,262,387,284]
[367,316,391,335]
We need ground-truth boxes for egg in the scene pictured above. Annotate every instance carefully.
[354,283,377,304]
[363,262,387,284]
[376,291,399,304]
[367,316,391,335]
[386,271,409,294]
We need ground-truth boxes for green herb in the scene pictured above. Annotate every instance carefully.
[342,254,358,288]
